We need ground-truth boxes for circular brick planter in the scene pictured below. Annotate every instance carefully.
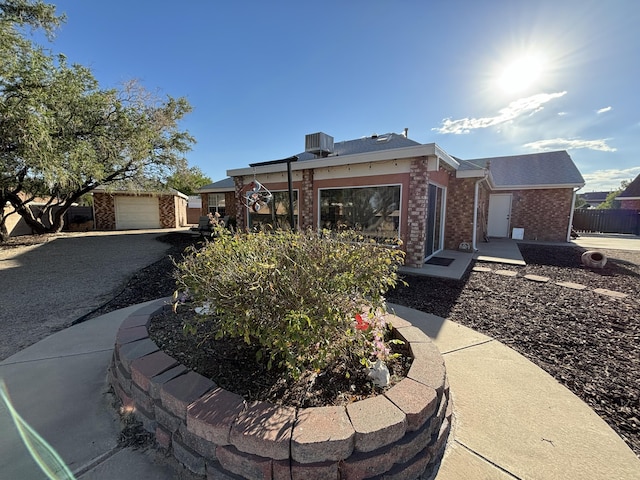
[109,298,452,479]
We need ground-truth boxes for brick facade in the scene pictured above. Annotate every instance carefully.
[444,177,476,250]
[93,191,185,230]
[508,188,574,241]
[301,169,314,230]
[206,160,578,267]
[93,192,116,230]
[224,192,237,220]
[234,177,246,231]
[405,158,430,267]
[620,199,640,210]
[159,195,175,228]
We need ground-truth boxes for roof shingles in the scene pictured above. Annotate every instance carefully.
[462,151,584,188]
[618,174,640,198]
[200,134,585,192]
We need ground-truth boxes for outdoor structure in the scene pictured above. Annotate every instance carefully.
[200,131,585,269]
[617,174,640,210]
[110,299,452,480]
[197,177,237,228]
[2,193,94,237]
[578,191,611,209]
[93,188,188,231]
[186,196,203,225]
[2,195,52,237]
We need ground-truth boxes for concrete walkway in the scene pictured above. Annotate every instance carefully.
[0,301,193,479]
[400,233,640,280]
[1,300,638,479]
[391,304,640,480]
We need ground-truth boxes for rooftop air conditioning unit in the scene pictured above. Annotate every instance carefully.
[305,132,334,157]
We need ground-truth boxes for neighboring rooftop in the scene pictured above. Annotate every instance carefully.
[199,176,235,192]
[617,174,640,200]
[580,191,611,202]
[579,191,611,207]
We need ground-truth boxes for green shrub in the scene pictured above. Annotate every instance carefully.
[174,229,405,378]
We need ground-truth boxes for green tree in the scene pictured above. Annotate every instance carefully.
[0,0,194,241]
[597,180,631,210]
[574,196,588,209]
[165,164,211,196]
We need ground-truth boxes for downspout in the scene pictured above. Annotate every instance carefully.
[566,187,581,242]
[472,171,489,251]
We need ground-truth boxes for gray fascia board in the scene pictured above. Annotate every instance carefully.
[226,143,459,177]
[616,195,640,200]
[198,187,235,193]
[456,169,486,179]
[92,187,188,199]
[489,182,585,191]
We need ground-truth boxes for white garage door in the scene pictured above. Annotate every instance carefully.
[115,196,160,230]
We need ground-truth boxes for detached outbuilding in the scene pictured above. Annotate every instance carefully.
[93,187,188,230]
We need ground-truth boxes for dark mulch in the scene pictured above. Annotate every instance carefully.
[387,243,640,456]
[90,233,640,456]
[149,307,412,408]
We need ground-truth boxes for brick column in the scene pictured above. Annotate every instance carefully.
[233,177,246,231]
[443,177,476,249]
[159,195,175,228]
[300,169,314,230]
[93,192,116,230]
[405,158,429,268]
[201,194,209,216]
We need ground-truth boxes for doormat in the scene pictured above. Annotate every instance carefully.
[425,257,454,267]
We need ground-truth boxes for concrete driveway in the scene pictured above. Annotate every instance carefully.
[0,230,183,360]
[572,232,640,251]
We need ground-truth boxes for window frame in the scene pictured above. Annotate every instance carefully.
[247,189,299,230]
[317,184,403,243]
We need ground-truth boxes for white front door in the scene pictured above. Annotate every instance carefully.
[487,194,512,237]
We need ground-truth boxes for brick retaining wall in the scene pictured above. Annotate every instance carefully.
[109,299,452,479]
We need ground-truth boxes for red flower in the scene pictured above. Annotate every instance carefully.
[355,313,369,331]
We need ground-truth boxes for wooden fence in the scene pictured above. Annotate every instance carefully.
[573,209,640,235]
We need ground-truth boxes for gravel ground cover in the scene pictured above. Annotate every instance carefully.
[387,243,640,456]
[81,233,639,456]
[0,231,170,360]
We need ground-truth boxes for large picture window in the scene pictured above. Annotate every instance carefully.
[320,185,401,241]
[248,190,298,230]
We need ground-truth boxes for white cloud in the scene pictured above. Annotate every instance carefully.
[523,137,617,152]
[557,111,568,116]
[596,106,612,114]
[433,91,567,134]
[582,166,640,192]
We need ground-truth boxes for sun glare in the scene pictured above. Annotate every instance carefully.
[498,54,545,94]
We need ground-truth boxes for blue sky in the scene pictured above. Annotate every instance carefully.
[34,0,640,192]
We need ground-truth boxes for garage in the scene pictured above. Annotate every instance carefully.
[114,195,160,230]
[93,188,187,231]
